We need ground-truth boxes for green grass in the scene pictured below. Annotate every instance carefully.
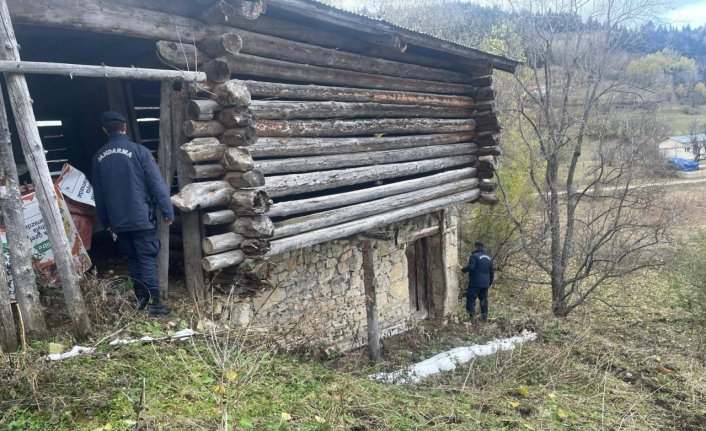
[1,268,705,430]
[658,103,706,135]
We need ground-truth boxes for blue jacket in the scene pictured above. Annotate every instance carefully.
[92,133,174,233]
[462,249,494,289]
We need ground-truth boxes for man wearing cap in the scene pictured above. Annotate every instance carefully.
[461,241,494,322]
[92,111,173,316]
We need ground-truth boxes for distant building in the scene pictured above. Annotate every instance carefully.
[658,134,705,160]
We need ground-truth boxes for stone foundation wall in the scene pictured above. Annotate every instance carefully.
[224,207,461,351]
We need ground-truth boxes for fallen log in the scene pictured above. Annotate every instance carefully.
[250,132,473,158]
[268,167,476,217]
[267,188,482,256]
[203,249,245,271]
[187,99,221,121]
[255,143,476,175]
[230,215,275,238]
[243,80,474,107]
[248,100,471,120]
[224,169,265,188]
[181,137,226,162]
[221,147,254,171]
[189,163,226,179]
[255,118,475,138]
[220,126,257,146]
[274,178,478,239]
[197,32,243,57]
[202,209,237,226]
[230,189,271,214]
[217,106,253,128]
[171,181,234,212]
[184,120,225,138]
[265,155,473,197]
[222,53,476,94]
[202,232,245,255]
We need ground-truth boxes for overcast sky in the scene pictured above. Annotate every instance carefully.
[330,0,706,28]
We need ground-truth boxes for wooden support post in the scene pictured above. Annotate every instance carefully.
[0,242,18,353]
[157,81,174,298]
[0,86,46,339]
[362,239,381,363]
[0,0,91,338]
[106,80,141,143]
[173,85,206,301]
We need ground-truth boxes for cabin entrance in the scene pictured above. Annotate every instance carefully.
[404,228,448,320]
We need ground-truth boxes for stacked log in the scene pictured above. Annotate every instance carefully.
[469,76,501,201]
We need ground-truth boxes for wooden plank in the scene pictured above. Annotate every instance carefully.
[157,81,174,298]
[0,226,18,352]
[362,239,380,363]
[254,118,475,138]
[0,0,91,338]
[266,189,481,256]
[0,85,46,339]
[248,100,471,120]
[172,85,206,300]
[0,60,205,81]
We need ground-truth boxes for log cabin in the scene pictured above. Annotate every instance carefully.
[0,0,517,351]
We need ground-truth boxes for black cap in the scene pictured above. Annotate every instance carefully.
[100,111,127,126]
[474,241,484,249]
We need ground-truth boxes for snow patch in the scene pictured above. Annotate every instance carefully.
[369,330,537,384]
[47,346,96,361]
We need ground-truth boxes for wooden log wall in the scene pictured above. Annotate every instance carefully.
[144,0,503,275]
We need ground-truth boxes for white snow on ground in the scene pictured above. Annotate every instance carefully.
[369,330,537,384]
[47,346,96,361]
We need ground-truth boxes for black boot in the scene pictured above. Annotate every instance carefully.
[137,297,150,311]
[481,313,488,322]
[147,290,171,317]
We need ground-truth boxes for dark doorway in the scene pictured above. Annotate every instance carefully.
[406,238,432,319]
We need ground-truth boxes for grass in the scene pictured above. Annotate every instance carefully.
[2,265,705,430]
[658,103,706,136]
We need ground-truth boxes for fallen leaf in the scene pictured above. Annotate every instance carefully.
[281,412,292,421]
[227,370,238,381]
[509,401,520,408]
[655,365,674,375]
[212,384,226,394]
[517,386,529,396]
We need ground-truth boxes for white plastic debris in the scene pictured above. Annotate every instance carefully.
[47,345,96,361]
[370,330,537,384]
[171,328,197,340]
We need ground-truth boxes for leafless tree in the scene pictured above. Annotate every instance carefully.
[686,119,705,161]
[499,0,673,316]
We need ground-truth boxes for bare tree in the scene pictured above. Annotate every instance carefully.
[686,119,705,161]
[499,0,672,316]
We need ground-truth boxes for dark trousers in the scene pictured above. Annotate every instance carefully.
[466,287,489,318]
[116,228,160,305]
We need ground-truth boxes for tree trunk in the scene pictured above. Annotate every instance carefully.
[274,179,478,239]
[0,247,18,352]
[230,215,274,238]
[202,232,245,255]
[243,80,474,107]
[255,118,475,138]
[171,181,234,212]
[255,143,475,175]
[248,100,471,120]
[268,167,476,218]
[267,188,481,256]
[221,147,254,171]
[202,249,245,271]
[265,155,473,198]
[0,0,91,338]
[0,89,46,339]
[251,132,473,158]
[181,137,227,162]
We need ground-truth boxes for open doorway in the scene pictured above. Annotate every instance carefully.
[404,230,448,320]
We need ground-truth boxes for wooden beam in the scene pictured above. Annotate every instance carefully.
[397,226,440,244]
[268,167,476,218]
[264,155,474,198]
[251,133,473,158]
[248,100,471,120]
[256,143,475,175]
[0,225,18,352]
[0,0,91,338]
[156,81,175,299]
[362,239,380,363]
[172,85,206,300]
[171,181,234,212]
[267,188,481,256]
[274,179,478,239]
[0,60,205,81]
[255,118,475,138]
[0,87,46,339]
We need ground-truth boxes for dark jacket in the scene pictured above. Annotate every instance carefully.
[92,133,174,233]
[461,249,494,289]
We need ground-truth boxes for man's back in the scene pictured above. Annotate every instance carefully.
[462,249,494,289]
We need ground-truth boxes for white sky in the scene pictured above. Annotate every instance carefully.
[330,0,706,28]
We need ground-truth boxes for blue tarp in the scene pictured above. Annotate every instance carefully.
[668,158,700,171]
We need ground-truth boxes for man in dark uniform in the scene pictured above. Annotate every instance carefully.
[461,241,494,321]
[92,111,173,316]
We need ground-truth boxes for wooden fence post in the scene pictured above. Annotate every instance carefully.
[0,0,91,338]
[0,86,47,339]
[157,81,176,298]
[0,235,18,353]
[362,239,381,363]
